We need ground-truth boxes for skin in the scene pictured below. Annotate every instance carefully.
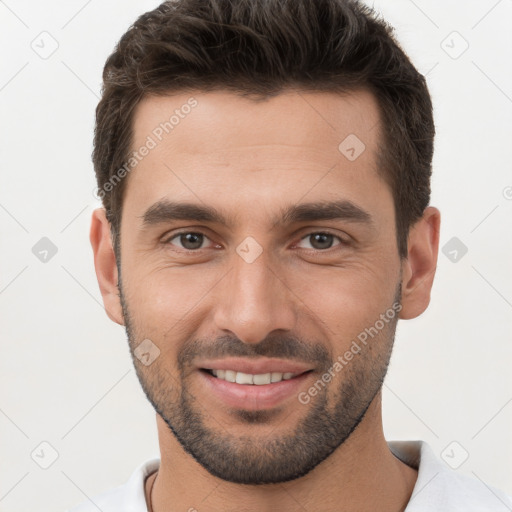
[90,89,440,512]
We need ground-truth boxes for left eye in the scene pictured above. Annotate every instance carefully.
[296,232,343,250]
[167,232,210,250]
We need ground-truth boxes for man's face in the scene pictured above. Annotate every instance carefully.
[118,90,403,484]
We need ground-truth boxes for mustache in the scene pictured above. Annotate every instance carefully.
[178,333,332,370]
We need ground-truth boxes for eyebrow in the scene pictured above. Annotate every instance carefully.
[141,201,231,227]
[140,199,373,229]
[277,200,372,227]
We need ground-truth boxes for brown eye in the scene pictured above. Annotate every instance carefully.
[297,232,342,250]
[168,232,206,250]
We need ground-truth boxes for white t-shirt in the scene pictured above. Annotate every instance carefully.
[66,440,512,511]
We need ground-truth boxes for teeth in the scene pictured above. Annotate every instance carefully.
[253,373,271,385]
[224,370,236,383]
[235,372,253,384]
[209,370,299,385]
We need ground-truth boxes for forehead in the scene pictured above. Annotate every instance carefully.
[132,88,380,155]
[124,89,387,220]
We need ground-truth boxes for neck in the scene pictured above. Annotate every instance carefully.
[147,393,417,512]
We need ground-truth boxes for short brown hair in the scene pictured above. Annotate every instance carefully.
[93,0,434,258]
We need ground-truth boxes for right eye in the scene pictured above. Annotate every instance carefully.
[165,232,212,251]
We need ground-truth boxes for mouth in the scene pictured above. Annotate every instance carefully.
[196,358,315,411]
[202,368,306,385]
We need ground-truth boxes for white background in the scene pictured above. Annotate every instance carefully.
[0,1,511,511]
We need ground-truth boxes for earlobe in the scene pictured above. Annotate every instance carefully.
[399,207,441,320]
[89,208,125,325]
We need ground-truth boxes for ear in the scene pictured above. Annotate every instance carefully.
[89,208,125,325]
[399,207,441,320]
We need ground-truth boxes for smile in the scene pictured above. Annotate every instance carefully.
[206,369,301,385]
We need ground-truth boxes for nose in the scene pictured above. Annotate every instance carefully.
[212,250,297,345]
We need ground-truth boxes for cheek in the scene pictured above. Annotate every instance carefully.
[285,261,398,337]
[123,262,223,338]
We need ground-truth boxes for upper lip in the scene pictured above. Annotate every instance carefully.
[196,357,313,375]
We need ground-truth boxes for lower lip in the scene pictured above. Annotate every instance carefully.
[199,370,312,410]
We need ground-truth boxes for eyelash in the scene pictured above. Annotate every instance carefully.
[162,230,347,252]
